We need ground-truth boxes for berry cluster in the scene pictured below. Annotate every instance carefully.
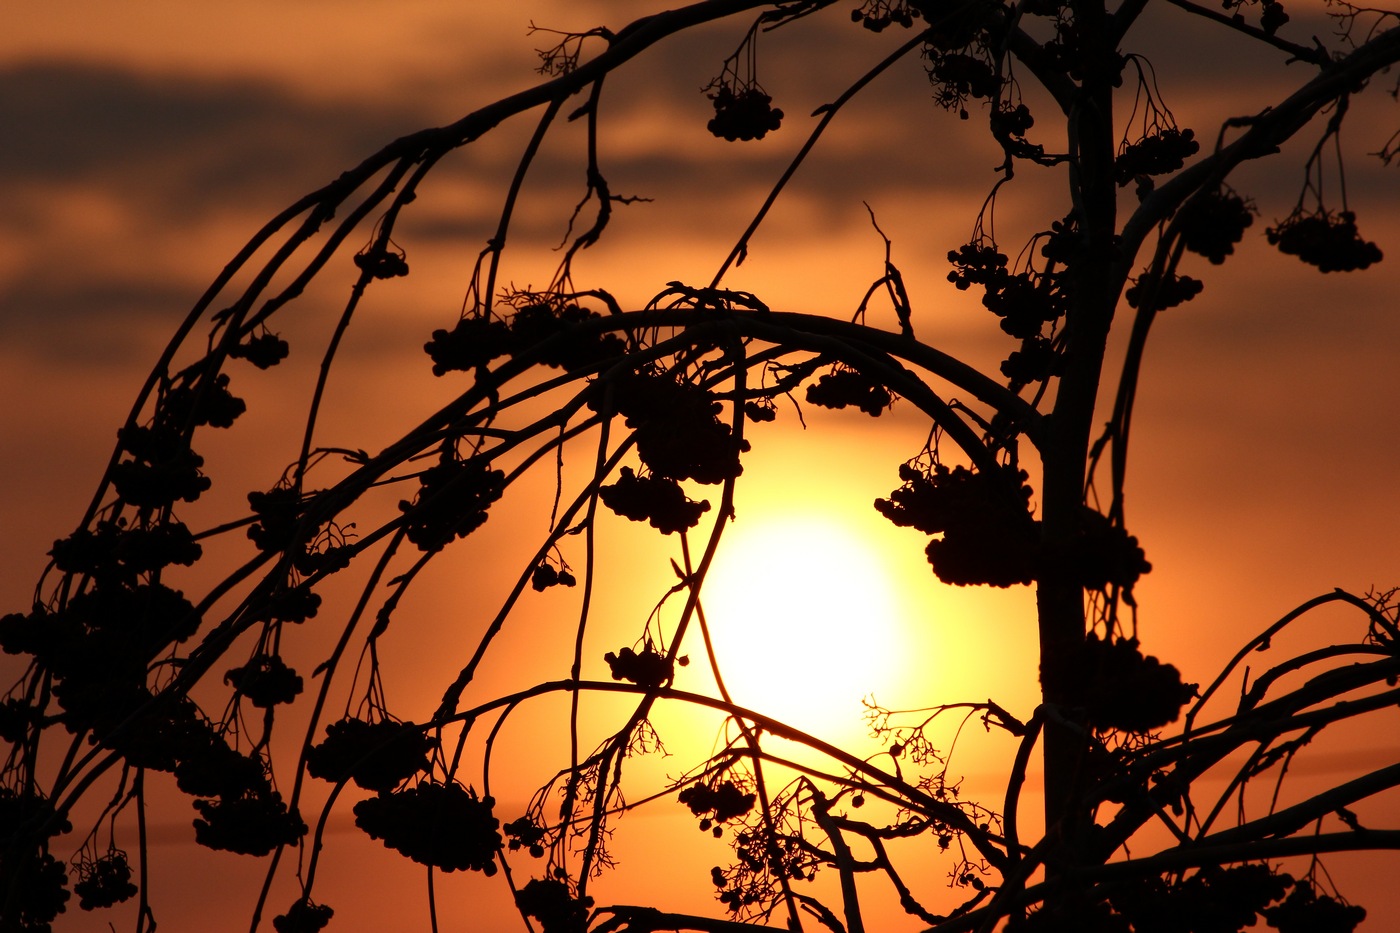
[1110,864,1291,932]
[599,466,711,535]
[1266,210,1383,273]
[193,789,306,856]
[1115,127,1200,187]
[875,463,1039,588]
[112,425,212,509]
[352,782,502,873]
[805,367,894,416]
[677,780,755,835]
[306,717,435,793]
[272,898,334,933]
[398,454,506,552]
[1179,189,1254,264]
[174,731,267,798]
[947,242,1066,340]
[1124,271,1203,310]
[850,0,919,31]
[1263,879,1366,932]
[990,103,1044,161]
[531,561,578,591]
[1000,336,1059,385]
[353,243,409,279]
[509,302,628,371]
[50,518,202,588]
[597,370,749,485]
[503,815,548,858]
[707,86,784,142]
[0,848,70,930]
[73,851,138,911]
[926,52,1002,118]
[604,644,673,688]
[742,399,777,423]
[1067,633,1193,733]
[423,315,513,375]
[163,372,247,430]
[228,330,290,369]
[515,878,594,933]
[224,653,303,708]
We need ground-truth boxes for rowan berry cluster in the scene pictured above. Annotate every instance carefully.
[224,653,303,708]
[1115,127,1199,187]
[1263,880,1366,932]
[876,462,1039,588]
[707,86,784,141]
[1066,633,1193,733]
[604,644,673,688]
[504,815,548,858]
[1179,189,1255,264]
[353,243,409,279]
[272,898,334,933]
[599,466,711,534]
[1124,271,1203,310]
[531,561,577,591]
[849,0,919,31]
[193,788,306,857]
[73,850,138,911]
[597,370,749,485]
[926,52,1002,118]
[305,717,435,793]
[112,425,212,509]
[515,878,594,933]
[398,454,506,552]
[678,780,755,836]
[805,367,894,416]
[352,782,502,873]
[1266,210,1383,273]
[948,242,1066,340]
[50,518,202,588]
[1108,864,1292,932]
[228,330,290,369]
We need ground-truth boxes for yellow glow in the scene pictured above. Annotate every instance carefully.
[697,511,903,740]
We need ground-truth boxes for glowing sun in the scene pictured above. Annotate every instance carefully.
[697,510,904,738]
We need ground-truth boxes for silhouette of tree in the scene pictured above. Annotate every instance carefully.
[4,2,1400,931]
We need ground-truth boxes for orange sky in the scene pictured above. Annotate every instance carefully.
[3,2,1400,931]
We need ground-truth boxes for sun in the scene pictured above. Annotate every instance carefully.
[695,510,904,739]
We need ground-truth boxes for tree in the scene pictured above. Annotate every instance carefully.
[3,0,1400,930]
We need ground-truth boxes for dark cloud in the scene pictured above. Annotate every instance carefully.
[0,60,440,216]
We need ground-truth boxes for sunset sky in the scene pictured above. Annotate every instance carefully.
[3,2,1400,930]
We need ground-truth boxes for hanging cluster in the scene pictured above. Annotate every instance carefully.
[595,370,748,485]
[604,643,673,688]
[599,466,711,535]
[876,464,1149,592]
[917,0,1006,119]
[353,240,409,279]
[1178,188,1255,264]
[531,560,578,591]
[678,779,756,837]
[224,653,303,708]
[305,716,435,792]
[805,365,895,416]
[1066,633,1193,733]
[272,898,335,933]
[1266,209,1383,273]
[516,878,594,933]
[397,452,506,552]
[72,850,138,911]
[1124,270,1203,311]
[707,85,784,142]
[948,239,1069,341]
[227,329,290,369]
[352,782,502,873]
[849,0,920,31]
[876,461,1039,588]
[1115,127,1199,188]
[424,300,627,376]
